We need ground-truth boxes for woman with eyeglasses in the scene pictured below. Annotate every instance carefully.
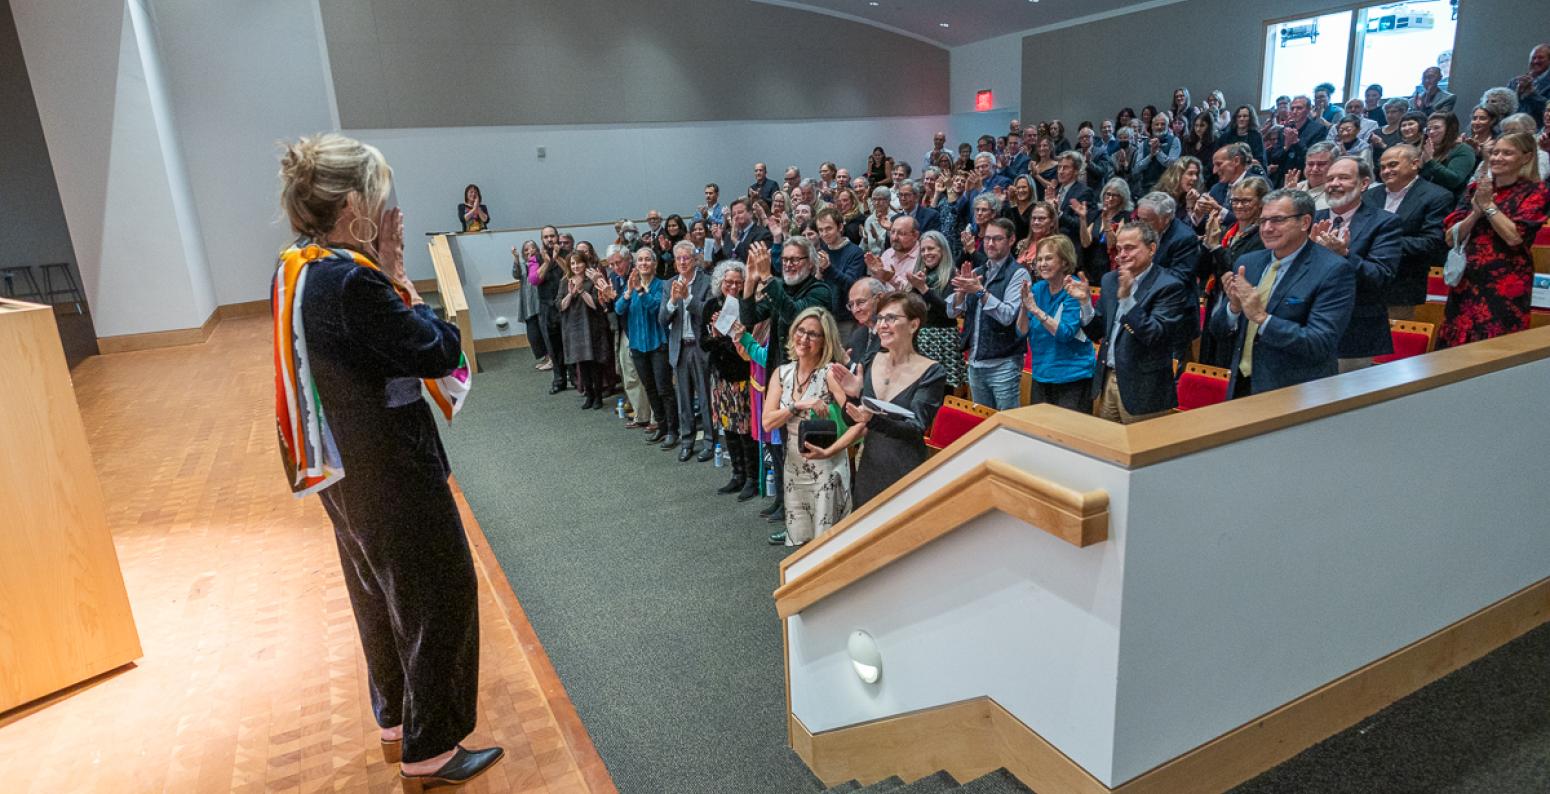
[1199,176,1271,367]
[1076,178,1134,283]
[762,306,850,546]
[826,291,946,507]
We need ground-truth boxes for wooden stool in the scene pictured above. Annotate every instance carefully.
[40,263,85,313]
[0,265,43,303]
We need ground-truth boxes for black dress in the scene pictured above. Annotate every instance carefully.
[852,361,947,507]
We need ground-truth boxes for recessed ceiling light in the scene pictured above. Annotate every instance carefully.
[939,22,950,27]
[868,1,878,5]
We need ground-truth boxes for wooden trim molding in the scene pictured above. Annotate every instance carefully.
[774,459,1107,619]
[474,334,530,353]
[790,575,1550,793]
[216,299,270,320]
[96,307,220,354]
[481,280,522,296]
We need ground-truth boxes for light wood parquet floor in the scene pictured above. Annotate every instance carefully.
[0,316,615,794]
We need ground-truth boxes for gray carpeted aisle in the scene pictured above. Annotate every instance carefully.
[443,349,818,794]
[444,348,1550,794]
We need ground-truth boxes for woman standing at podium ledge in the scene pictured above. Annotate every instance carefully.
[272,133,503,791]
[458,183,488,232]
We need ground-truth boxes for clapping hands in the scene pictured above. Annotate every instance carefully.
[950,261,983,297]
[1310,218,1350,257]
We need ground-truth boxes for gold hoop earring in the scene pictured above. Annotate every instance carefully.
[349,216,379,244]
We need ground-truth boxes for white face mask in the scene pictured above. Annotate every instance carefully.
[624,230,637,240]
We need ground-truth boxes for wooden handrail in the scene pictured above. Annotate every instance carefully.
[773,460,1107,619]
[427,235,477,371]
[779,325,1550,579]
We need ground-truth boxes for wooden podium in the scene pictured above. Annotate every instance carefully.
[0,299,140,712]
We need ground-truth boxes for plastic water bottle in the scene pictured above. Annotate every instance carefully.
[765,467,776,495]
[713,442,724,467]
[615,397,625,418]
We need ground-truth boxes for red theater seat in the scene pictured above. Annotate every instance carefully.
[1175,363,1230,411]
[1373,320,1436,364]
[924,395,997,451]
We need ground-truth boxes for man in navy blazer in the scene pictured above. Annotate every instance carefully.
[1312,156,1403,370]
[1211,189,1355,398]
[720,197,773,264]
[1080,223,1196,422]
[1363,144,1452,319]
[1051,151,1098,241]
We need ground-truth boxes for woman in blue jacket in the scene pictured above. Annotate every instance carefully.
[1017,235,1096,412]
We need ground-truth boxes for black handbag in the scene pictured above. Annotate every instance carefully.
[798,418,837,450]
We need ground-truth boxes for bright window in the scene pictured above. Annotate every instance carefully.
[1262,11,1354,109]
[1352,2,1458,102]
[1261,2,1459,110]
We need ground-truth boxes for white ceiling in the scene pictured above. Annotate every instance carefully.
[755,0,1183,48]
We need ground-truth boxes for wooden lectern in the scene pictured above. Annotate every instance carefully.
[0,299,140,712]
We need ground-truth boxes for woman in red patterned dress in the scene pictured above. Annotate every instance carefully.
[1438,133,1549,348]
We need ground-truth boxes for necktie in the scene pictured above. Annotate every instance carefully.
[1331,215,1344,231]
[1240,258,1282,378]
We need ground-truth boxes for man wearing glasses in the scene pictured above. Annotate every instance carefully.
[947,218,1029,409]
[1212,190,1355,399]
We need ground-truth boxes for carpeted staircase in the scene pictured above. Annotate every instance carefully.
[815,769,1031,793]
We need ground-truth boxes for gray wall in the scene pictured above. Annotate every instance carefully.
[0,0,76,281]
[1019,0,1546,126]
[320,0,948,128]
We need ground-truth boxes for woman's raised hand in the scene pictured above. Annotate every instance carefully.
[1064,273,1090,303]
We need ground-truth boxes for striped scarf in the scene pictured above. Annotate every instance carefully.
[272,243,471,496]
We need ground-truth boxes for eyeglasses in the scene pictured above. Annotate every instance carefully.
[982,234,1009,243]
[784,255,809,263]
[875,313,906,324]
[1228,197,1258,206]
[793,327,825,341]
[1259,213,1309,226]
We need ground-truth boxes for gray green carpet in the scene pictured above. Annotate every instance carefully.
[444,348,1549,794]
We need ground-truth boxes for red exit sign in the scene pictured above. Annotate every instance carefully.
[975,90,994,111]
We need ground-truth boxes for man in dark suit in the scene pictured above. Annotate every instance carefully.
[1051,151,1097,241]
[659,241,716,462]
[1199,142,1259,228]
[1313,156,1403,371]
[1079,223,1195,423]
[1001,133,1030,181]
[895,179,940,236]
[1267,95,1329,185]
[721,197,773,264]
[1211,190,1356,398]
[1364,144,1452,320]
[1136,191,1204,368]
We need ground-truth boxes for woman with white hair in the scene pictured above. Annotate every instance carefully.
[1500,112,1550,177]
[702,260,759,499]
[861,186,893,255]
[1075,177,1134,283]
